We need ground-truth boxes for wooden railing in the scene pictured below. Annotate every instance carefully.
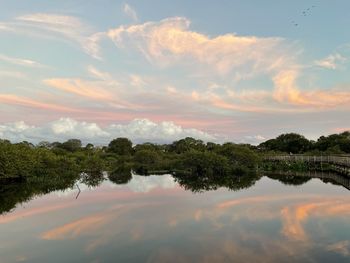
[264,155,350,168]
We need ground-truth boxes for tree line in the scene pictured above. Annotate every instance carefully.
[0,137,259,180]
[1,130,349,181]
[258,131,350,154]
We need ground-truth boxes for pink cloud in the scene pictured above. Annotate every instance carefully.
[0,94,82,112]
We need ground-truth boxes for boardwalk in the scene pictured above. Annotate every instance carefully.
[264,155,350,176]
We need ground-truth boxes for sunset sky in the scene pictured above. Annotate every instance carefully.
[1,0,350,144]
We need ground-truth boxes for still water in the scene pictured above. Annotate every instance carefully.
[1,173,350,263]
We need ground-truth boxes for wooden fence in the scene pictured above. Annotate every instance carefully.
[264,155,350,168]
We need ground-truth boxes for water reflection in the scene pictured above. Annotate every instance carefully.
[108,166,132,185]
[173,172,260,192]
[265,170,350,191]
[0,171,350,263]
[0,176,76,215]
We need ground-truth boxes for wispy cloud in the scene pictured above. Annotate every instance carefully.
[315,53,347,70]
[0,53,44,67]
[43,75,138,110]
[41,214,109,240]
[0,70,26,79]
[327,241,350,256]
[0,13,102,59]
[0,94,81,113]
[43,78,115,101]
[123,3,138,22]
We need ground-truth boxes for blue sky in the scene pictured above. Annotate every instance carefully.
[0,0,349,144]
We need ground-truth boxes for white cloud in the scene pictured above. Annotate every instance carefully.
[107,118,216,143]
[123,3,138,22]
[0,53,44,67]
[109,174,177,192]
[241,135,266,145]
[50,118,109,138]
[0,121,36,142]
[0,117,216,144]
[0,118,109,143]
[315,53,347,70]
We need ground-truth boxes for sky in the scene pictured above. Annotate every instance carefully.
[0,0,350,144]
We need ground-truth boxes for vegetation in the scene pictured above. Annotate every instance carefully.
[0,136,260,181]
[1,130,349,181]
[258,131,350,154]
[258,133,312,154]
[1,130,349,215]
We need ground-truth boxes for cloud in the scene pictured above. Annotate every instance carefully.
[41,214,108,240]
[14,13,91,42]
[50,118,109,138]
[113,174,177,193]
[107,118,216,143]
[315,53,347,70]
[0,13,101,59]
[241,135,266,145]
[327,241,350,256]
[0,23,12,31]
[123,3,138,22]
[43,78,115,101]
[102,17,350,112]
[0,94,81,113]
[16,13,104,59]
[0,118,108,143]
[333,127,350,133]
[0,53,44,67]
[0,70,26,79]
[87,65,115,82]
[0,117,216,144]
[106,17,291,75]
[280,200,350,241]
[43,75,140,109]
[273,70,350,108]
[0,203,75,224]
[273,69,307,105]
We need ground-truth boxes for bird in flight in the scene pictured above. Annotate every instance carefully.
[291,3,317,27]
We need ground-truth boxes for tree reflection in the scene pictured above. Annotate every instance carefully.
[81,171,105,188]
[265,171,350,190]
[108,166,132,185]
[265,173,312,186]
[173,172,261,193]
[0,176,77,215]
[1,167,349,216]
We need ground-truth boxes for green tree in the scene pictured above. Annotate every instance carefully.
[314,131,350,153]
[60,139,82,152]
[259,133,311,154]
[108,138,133,155]
[169,137,205,154]
[215,143,260,170]
[181,150,229,176]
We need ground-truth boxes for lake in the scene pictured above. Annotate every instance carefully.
[1,172,350,263]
